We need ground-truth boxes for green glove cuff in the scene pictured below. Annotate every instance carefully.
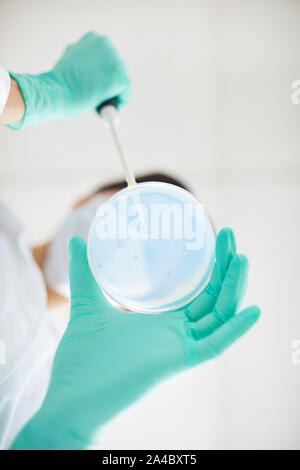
[10,408,93,450]
[7,71,67,129]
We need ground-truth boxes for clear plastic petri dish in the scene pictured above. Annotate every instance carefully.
[87,182,216,313]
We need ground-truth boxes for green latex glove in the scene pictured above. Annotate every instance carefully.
[11,228,260,450]
[8,32,130,129]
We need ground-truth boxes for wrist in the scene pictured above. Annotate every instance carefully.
[0,68,11,117]
[0,71,26,126]
[10,407,91,450]
[7,71,67,129]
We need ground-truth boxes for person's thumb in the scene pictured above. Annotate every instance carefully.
[69,236,107,318]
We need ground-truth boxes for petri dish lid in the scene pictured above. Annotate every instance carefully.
[87,182,216,313]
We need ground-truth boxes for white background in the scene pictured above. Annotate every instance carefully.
[0,0,300,449]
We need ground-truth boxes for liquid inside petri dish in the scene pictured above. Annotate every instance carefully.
[87,182,216,313]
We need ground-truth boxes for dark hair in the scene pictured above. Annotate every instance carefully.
[96,172,191,194]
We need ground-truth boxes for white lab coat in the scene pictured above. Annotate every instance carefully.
[0,202,63,449]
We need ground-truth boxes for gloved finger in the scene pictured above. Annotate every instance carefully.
[192,306,260,364]
[95,73,131,111]
[213,227,237,289]
[79,31,99,42]
[214,253,249,319]
[69,236,109,317]
[62,32,102,58]
[185,227,236,321]
[115,71,131,108]
[189,254,249,339]
[116,86,131,108]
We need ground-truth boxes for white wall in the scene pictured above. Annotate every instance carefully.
[0,0,299,449]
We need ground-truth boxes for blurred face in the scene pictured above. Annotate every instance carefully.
[43,190,112,301]
[34,188,126,314]
[44,190,129,311]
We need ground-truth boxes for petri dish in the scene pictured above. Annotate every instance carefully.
[87,182,216,313]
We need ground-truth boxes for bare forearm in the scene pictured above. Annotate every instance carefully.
[0,77,25,125]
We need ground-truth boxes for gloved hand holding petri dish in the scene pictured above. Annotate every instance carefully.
[87,181,215,313]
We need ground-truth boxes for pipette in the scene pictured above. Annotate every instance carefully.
[97,99,136,188]
[90,100,216,313]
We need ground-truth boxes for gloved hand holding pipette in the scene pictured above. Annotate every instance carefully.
[11,228,260,449]
[3,32,130,129]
